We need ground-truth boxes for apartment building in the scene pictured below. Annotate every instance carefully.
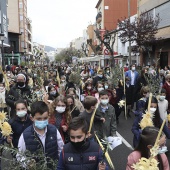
[0,0,10,66]
[138,0,170,67]
[95,0,137,66]
[5,0,33,65]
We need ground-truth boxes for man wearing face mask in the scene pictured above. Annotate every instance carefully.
[93,69,107,87]
[125,64,139,110]
[6,73,31,118]
[57,116,108,170]
[17,101,64,169]
[94,90,117,140]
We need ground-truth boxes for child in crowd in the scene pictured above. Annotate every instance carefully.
[158,88,168,126]
[80,96,98,140]
[17,101,64,169]
[94,90,117,140]
[95,81,104,102]
[49,95,70,143]
[127,126,169,170]
[134,86,150,115]
[57,116,107,170]
[132,96,170,148]
[9,99,32,148]
[0,82,7,113]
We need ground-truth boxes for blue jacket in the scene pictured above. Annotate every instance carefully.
[132,112,170,148]
[57,140,108,170]
[9,115,32,148]
[125,70,139,86]
[23,124,58,168]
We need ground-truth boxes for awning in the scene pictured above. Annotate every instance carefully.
[0,42,10,47]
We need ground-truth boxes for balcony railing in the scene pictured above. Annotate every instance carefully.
[96,12,102,23]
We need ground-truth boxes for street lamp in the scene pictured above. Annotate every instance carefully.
[24,47,27,66]
[0,33,5,70]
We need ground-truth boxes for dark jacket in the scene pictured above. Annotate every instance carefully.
[6,84,31,110]
[57,140,106,170]
[9,115,32,148]
[94,104,117,140]
[23,124,58,168]
[93,76,107,87]
[132,112,170,148]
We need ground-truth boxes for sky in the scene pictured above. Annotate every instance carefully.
[27,0,98,48]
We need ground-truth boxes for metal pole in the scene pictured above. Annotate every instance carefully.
[1,40,4,70]
[128,0,132,65]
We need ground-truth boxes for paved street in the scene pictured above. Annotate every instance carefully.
[1,110,170,170]
[110,110,170,170]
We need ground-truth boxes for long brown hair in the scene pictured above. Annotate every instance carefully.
[49,95,71,125]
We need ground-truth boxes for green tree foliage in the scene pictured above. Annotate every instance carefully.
[55,48,83,64]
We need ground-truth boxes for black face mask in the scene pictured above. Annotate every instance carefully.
[70,138,86,150]
[17,82,25,87]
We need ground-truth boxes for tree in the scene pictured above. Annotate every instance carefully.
[55,48,83,64]
[118,12,161,55]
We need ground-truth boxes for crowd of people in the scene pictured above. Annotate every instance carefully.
[0,63,170,169]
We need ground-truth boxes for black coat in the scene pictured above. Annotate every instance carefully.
[9,115,32,148]
[6,84,31,110]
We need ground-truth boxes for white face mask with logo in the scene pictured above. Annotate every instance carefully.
[150,107,157,114]
[56,106,66,113]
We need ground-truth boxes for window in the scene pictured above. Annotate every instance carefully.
[20,15,23,21]
[19,2,23,8]
[21,41,25,48]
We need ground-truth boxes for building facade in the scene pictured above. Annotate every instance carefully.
[138,0,170,68]
[5,0,33,66]
[0,0,10,67]
[95,0,137,31]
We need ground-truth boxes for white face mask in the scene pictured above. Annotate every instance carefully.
[158,146,168,154]
[105,85,108,89]
[100,99,109,105]
[56,106,66,113]
[159,96,166,101]
[150,107,157,114]
[132,67,135,71]
[98,87,104,92]
[16,110,27,117]
[0,87,4,90]
[87,86,92,90]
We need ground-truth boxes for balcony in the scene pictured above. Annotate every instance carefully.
[96,12,102,23]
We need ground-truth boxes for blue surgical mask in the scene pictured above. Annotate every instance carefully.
[35,120,48,130]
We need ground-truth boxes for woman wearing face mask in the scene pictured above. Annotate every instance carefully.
[83,82,95,97]
[8,99,32,148]
[94,81,104,102]
[66,95,80,119]
[132,96,170,148]
[0,83,8,113]
[6,73,31,118]
[127,126,169,170]
[47,85,59,101]
[49,95,70,143]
